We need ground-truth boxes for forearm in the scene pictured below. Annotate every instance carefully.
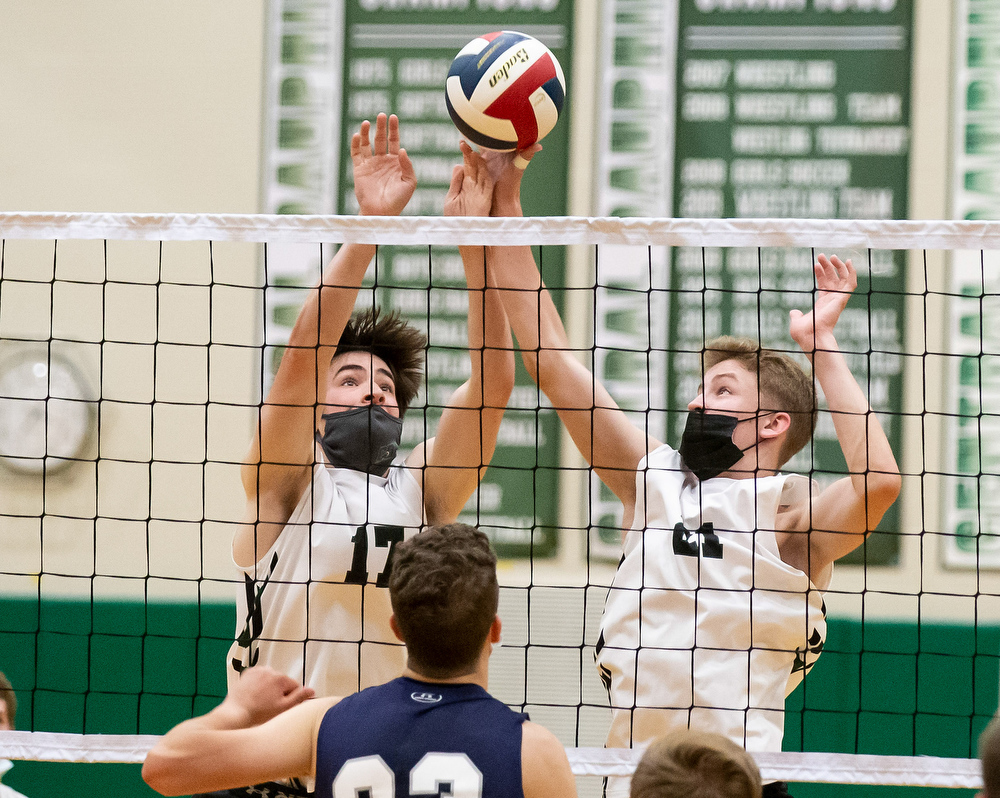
[487,244,569,359]
[812,337,900,507]
[463,245,514,406]
[310,242,378,345]
[143,703,251,794]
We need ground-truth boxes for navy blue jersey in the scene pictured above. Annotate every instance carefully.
[314,677,527,798]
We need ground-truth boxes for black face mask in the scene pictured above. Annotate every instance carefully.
[315,405,403,476]
[678,409,755,482]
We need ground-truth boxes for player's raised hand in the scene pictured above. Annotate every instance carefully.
[444,140,494,217]
[480,143,541,217]
[789,253,858,354]
[351,113,417,216]
[224,666,315,728]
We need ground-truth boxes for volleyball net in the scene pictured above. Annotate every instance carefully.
[1,213,999,793]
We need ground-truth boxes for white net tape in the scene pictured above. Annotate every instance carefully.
[3,211,1000,249]
[0,731,981,788]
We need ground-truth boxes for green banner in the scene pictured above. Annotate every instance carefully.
[667,1,913,564]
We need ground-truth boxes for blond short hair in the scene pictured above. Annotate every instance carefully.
[630,730,762,798]
[703,336,817,467]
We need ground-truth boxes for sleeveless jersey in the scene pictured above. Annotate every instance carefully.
[227,460,424,698]
[596,445,829,788]
[314,677,526,798]
[0,760,30,798]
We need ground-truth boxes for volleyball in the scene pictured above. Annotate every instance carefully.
[445,30,566,152]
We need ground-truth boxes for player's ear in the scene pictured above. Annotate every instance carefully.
[489,616,502,644]
[389,615,405,643]
[760,411,791,440]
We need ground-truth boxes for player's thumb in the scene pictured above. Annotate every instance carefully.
[398,147,417,183]
[513,143,543,170]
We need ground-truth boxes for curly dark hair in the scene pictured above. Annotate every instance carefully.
[334,306,426,416]
[389,524,499,679]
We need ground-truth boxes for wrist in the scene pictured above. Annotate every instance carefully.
[491,201,523,218]
[210,696,256,729]
[797,332,839,355]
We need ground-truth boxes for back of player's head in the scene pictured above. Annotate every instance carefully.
[630,730,762,798]
[389,523,499,678]
[703,336,817,467]
[980,716,1000,797]
[335,306,426,416]
[0,671,16,730]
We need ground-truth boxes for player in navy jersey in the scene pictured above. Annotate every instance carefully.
[143,524,577,798]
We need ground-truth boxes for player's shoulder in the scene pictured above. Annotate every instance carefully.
[520,721,576,798]
[521,720,569,766]
[775,473,817,530]
[642,442,680,470]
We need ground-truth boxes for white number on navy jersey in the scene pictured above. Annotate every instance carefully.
[411,752,483,798]
[332,752,483,798]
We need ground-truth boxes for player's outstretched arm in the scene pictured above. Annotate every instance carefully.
[414,141,516,523]
[237,114,416,565]
[142,667,333,796]
[780,254,901,578]
[484,148,655,512]
[521,721,578,798]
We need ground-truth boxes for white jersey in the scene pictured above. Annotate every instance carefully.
[596,444,829,791]
[0,760,29,798]
[227,460,424,698]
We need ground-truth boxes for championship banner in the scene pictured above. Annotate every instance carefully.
[944,0,1000,569]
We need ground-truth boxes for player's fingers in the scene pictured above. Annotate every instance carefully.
[844,258,858,289]
[387,113,401,153]
[447,164,464,197]
[373,112,389,155]
[827,256,854,292]
[816,254,836,284]
[513,142,543,170]
[813,261,826,287]
[397,148,417,184]
[356,120,372,159]
[478,154,494,190]
[462,143,479,181]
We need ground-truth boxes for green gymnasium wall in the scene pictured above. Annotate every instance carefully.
[0,599,995,797]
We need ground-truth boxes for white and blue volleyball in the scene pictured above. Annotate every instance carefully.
[445,30,566,151]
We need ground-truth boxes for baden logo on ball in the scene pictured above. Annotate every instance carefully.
[445,30,566,152]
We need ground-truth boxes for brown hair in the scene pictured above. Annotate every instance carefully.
[703,336,817,467]
[0,671,16,730]
[389,523,499,679]
[334,306,426,416]
[630,730,762,798]
[981,716,1000,797]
